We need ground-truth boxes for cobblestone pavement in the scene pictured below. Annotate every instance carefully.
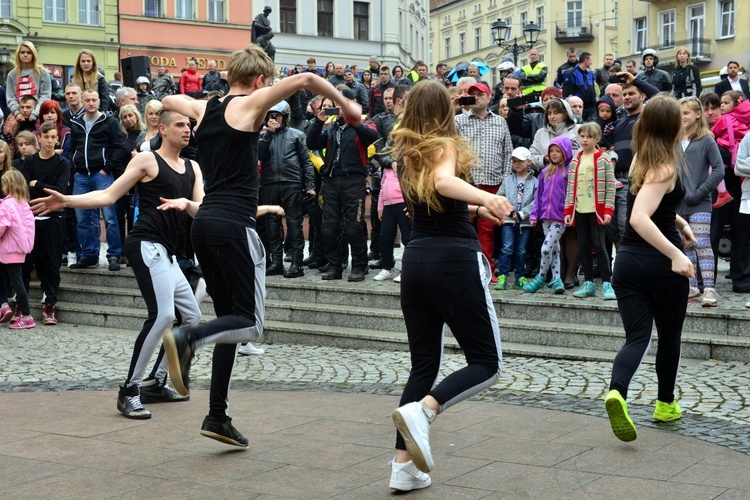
[2,324,749,455]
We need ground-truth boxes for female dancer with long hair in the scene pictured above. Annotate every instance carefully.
[387,80,512,491]
[605,95,696,442]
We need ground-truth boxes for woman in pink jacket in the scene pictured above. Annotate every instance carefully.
[0,170,36,328]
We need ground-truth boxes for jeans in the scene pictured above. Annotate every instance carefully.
[73,172,122,259]
[497,224,531,278]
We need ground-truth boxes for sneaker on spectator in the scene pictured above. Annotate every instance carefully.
[42,305,58,325]
[194,277,208,304]
[69,256,98,269]
[688,286,701,300]
[513,277,529,289]
[394,274,401,283]
[10,306,21,324]
[238,343,265,356]
[712,191,733,209]
[0,304,12,323]
[9,315,36,329]
[602,281,616,300]
[108,256,121,271]
[373,269,395,281]
[67,252,78,267]
[494,274,507,290]
[701,288,718,307]
[489,274,498,285]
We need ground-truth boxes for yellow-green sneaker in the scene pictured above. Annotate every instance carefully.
[494,274,507,291]
[604,389,637,442]
[653,400,682,422]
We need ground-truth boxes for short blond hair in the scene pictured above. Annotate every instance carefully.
[578,122,602,140]
[227,44,275,87]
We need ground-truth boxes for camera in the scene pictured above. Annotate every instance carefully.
[324,107,340,116]
[609,73,624,84]
[507,95,540,108]
[458,95,477,106]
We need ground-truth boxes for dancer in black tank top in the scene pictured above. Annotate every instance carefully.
[161,44,363,447]
[605,95,697,443]
[31,111,206,420]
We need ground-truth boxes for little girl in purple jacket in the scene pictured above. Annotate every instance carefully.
[524,136,573,294]
[0,170,36,328]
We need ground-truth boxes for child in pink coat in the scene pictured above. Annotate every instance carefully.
[0,169,36,328]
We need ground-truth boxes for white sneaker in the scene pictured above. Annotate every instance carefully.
[67,252,77,267]
[373,269,394,281]
[194,277,208,304]
[392,401,436,473]
[238,343,265,356]
[394,274,401,283]
[389,458,432,491]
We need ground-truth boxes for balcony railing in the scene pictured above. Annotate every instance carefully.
[554,22,595,44]
[625,38,713,68]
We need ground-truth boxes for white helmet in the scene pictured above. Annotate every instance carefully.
[497,61,516,73]
[135,76,150,86]
[641,48,659,66]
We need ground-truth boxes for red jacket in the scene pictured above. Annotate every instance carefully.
[563,148,615,226]
[180,68,202,95]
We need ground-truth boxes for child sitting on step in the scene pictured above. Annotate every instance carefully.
[525,137,573,294]
[494,147,538,291]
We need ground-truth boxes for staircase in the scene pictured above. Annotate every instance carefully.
[31,267,750,363]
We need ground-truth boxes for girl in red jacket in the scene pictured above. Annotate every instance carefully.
[180,58,203,97]
[0,170,36,328]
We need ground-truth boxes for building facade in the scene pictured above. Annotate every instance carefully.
[429,0,619,88]
[616,0,748,89]
[0,0,120,85]
[254,0,430,74]
[119,0,254,83]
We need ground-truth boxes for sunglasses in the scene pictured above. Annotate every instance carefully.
[268,113,282,120]
[679,96,700,103]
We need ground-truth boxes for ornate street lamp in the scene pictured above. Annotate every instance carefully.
[491,20,541,66]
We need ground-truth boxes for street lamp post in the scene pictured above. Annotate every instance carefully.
[0,48,10,86]
[491,20,541,66]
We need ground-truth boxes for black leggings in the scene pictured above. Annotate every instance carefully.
[396,238,502,450]
[0,263,29,316]
[576,211,611,282]
[610,248,688,402]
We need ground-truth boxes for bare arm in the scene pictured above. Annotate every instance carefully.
[30,154,150,215]
[162,94,208,122]
[433,147,513,222]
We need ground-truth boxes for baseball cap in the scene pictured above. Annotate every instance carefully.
[340,88,356,100]
[467,82,491,95]
[511,147,532,161]
[344,67,353,74]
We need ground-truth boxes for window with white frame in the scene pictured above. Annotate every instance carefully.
[687,3,706,57]
[458,9,465,19]
[520,11,527,27]
[536,6,544,28]
[176,0,194,20]
[79,0,100,25]
[44,0,66,22]
[719,0,735,38]
[659,10,675,48]
[445,37,451,59]
[474,3,480,14]
[459,32,466,55]
[489,0,496,7]
[505,17,512,38]
[444,14,450,24]
[0,0,11,18]
[208,0,225,22]
[145,0,163,17]
[475,27,481,50]
[567,1,582,27]
[634,17,648,53]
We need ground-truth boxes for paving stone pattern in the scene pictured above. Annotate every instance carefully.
[2,324,749,456]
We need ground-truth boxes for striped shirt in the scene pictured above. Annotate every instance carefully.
[455,110,513,186]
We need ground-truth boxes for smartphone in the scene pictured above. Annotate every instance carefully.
[324,107,340,116]
[609,73,623,84]
[506,97,526,108]
[458,95,477,106]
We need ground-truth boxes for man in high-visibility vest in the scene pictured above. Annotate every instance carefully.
[520,49,548,98]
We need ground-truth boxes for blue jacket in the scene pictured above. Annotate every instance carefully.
[562,65,597,117]
[497,170,538,227]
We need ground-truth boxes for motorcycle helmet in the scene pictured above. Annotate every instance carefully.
[641,48,659,67]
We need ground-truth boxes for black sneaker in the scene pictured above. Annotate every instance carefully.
[163,327,194,397]
[108,256,121,271]
[348,269,366,282]
[69,256,99,269]
[117,385,151,419]
[139,381,190,404]
[200,415,249,447]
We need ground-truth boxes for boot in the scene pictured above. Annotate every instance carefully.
[283,263,304,278]
[307,258,326,269]
[265,260,284,276]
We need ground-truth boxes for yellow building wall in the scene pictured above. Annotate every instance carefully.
[430,0,619,88]
[0,0,120,80]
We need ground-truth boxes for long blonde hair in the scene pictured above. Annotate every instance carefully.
[390,80,476,213]
[630,95,683,194]
[73,49,100,91]
[681,98,712,141]
[14,41,43,80]
[0,140,13,174]
[2,170,30,202]
[118,104,146,135]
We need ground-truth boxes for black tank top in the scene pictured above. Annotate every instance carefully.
[409,194,478,240]
[194,95,259,227]
[128,151,195,256]
[621,177,685,251]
